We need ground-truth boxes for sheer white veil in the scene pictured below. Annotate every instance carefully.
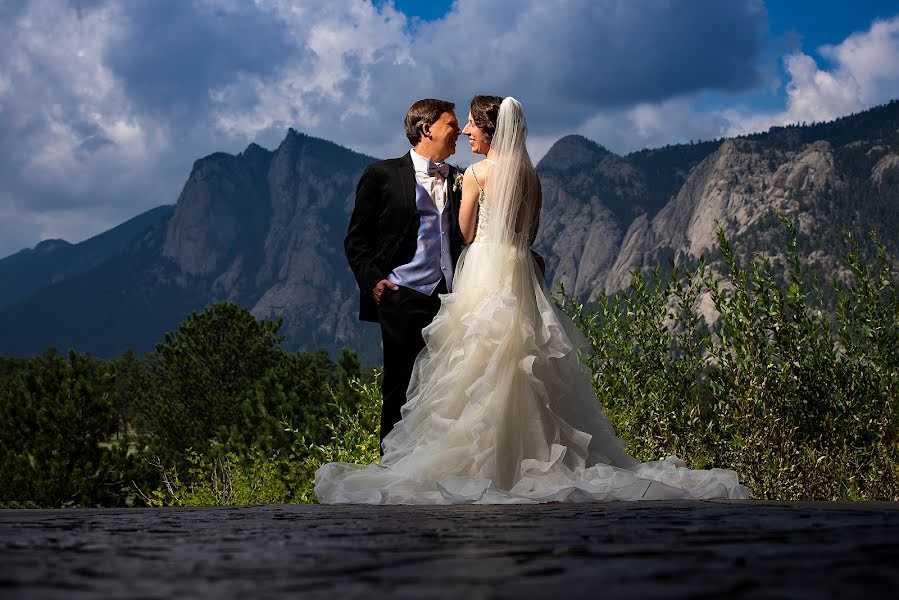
[484,97,540,253]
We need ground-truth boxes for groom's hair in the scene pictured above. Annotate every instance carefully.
[404,98,455,145]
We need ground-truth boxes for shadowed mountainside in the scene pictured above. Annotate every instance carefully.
[0,205,173,309]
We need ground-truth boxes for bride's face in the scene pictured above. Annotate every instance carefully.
[462,112,490,155]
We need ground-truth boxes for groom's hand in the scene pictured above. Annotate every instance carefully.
[373,279,400,304]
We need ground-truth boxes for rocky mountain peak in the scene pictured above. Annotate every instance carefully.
[538,135,613,171]
[33,239,72,253]
[241,142,271,160]
[280,127,305,149]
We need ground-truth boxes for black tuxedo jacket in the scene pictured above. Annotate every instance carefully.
[345,153,464,322]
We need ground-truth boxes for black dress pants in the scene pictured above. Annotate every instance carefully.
[377,279,447,453]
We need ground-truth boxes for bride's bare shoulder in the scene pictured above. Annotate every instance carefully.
[469,159,494,182]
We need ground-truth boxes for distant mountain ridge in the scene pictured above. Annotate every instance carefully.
[0,205,174,309]
[1,101,897,361]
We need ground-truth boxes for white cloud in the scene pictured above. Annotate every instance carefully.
[2,1,165,182]
[211,0,413,142]
[539,98,734,156]
[725,15,899,136]
[821,17,899,105]
[211,0,766,155]
[0,0,171,251]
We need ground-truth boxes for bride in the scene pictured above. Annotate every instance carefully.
[315,96,748,504]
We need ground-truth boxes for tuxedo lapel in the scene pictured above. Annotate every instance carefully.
[396,152,416,213]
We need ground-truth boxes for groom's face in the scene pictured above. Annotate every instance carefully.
[426,111,461,162]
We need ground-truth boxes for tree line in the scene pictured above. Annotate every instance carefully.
[0,220,896,506]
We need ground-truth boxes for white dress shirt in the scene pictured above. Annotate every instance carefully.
[410,148,447,213]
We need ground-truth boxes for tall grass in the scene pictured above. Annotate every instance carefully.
[144,376,381,506]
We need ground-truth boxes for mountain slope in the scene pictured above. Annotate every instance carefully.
[605,102,899,293]
[534,135,719,299]
[0,205,173,309]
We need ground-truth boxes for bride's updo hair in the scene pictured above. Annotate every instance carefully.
[470,95,504,144]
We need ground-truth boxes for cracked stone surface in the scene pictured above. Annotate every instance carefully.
[2,501,898,599]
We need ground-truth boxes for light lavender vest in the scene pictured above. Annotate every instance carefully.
[387,181,454,295]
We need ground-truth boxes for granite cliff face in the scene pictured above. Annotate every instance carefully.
[161,130,376,352]
[604,139,843,291]
[163,143,272,278]
[535,135,718,299]
[536,136,655,299]
[535,101,899,300]
[248,130,370,350]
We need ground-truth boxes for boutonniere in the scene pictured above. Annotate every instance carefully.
[452,169,464,192]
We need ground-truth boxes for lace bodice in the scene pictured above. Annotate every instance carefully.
[474,188,491,243]
[471,166,491,243]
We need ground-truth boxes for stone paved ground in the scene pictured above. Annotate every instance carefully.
[1,501,898,599]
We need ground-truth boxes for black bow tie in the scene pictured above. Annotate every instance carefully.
[428,162,449,179]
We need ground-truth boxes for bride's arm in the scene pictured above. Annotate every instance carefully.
[529,176,546,277]
[528,176,542,245]
[459,166,481,245]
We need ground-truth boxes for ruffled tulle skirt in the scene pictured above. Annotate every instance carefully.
[315,242,748,504]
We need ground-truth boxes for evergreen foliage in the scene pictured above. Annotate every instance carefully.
[137,302,284,468]
[0,302,367,507]
[0,349,138,507]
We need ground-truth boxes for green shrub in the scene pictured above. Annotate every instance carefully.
[139,449,298,507]
[292,374,382,503]
[559,219,898,500]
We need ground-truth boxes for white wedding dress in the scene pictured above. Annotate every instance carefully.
[315,98,748,504]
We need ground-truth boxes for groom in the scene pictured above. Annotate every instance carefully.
[345,98,464,450]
